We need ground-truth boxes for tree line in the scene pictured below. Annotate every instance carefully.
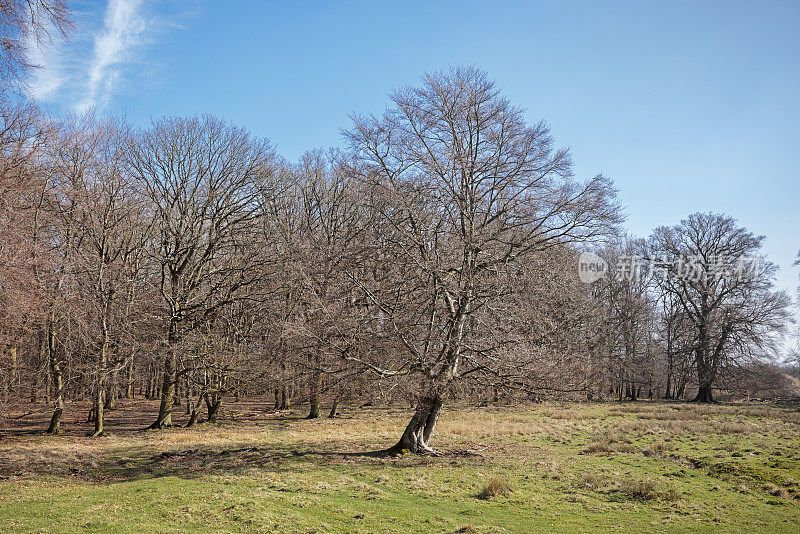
[0,1,794,452]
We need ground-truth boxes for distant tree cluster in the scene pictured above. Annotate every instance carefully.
[0,6,794,451]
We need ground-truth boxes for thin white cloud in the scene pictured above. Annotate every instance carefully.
[27,39,64,100]
[76,0,148,112]
[25,1,193,110]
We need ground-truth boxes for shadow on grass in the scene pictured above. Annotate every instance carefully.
[94,441,480,485]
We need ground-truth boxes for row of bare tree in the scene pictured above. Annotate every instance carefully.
[0,2,794,452]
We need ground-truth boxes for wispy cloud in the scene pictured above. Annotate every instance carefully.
[25,1,193,111]
[76,0,148,112]
[26,34,65,101]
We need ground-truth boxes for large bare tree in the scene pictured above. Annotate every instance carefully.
[126,115,275,429]
[345,67,620,453]
[646,213,791,402]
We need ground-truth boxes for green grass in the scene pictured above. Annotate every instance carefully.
[2,401,800,532]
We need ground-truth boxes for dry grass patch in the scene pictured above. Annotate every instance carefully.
[476,475,513,500]
[438,411,545,439]
[616,477,678,502]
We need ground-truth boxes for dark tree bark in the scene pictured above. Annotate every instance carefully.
[306,366,321,419]
[186,393,205,427]
[149,351,176,429]
[693,384,714,403]
[386,392,443,455]
[45,321,63,434]
[327,396,339,418]
[205,394,221,423]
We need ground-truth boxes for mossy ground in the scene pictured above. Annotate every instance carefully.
[1,400,799,532]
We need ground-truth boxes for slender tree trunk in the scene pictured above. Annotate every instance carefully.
[149,318,179,429]
[328,385,341,418]
[125,356,135,399]
[46,316,64,435]
[6,344,18,400]
[92,313,110,437]
[149,352,176,428]
[186,393,206,427]
[104,371,117,410]
[307,352,322,419]
[31,331,46,404]
[92,386,105,436]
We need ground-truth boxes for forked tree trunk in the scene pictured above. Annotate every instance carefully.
[205,395,221,423]
[186,393,206,427]
[387,392,443,455]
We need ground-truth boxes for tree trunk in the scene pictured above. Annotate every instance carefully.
[148,352,176,429]
[46,321,63,434]
[186,393,205,427]
[693,384,714,403]
[92,386,105,436]
[205,394,221,423]
[92,315,110,437]
[149,316,179,429]
[104,373,117,410]
[693,347,716,403]
[307,366,322,419]
[328,391,340,418]
[279,385,289,410]
[387,392,443,455]
[125,356,135,399]
[31,331,45,404]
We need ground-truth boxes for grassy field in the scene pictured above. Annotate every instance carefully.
[1,399,800,533]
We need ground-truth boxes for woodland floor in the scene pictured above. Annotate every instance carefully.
[1,398,800,533]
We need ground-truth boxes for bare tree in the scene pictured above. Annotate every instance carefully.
[0,0,73,87]
[645,213,792,402]
[126,115,275,429]
[658,292,694,400]
[58,115,148,435]
[345,67,620,453]
[279,150,369,418]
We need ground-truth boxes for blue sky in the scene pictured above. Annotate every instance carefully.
[30,0,800,328]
